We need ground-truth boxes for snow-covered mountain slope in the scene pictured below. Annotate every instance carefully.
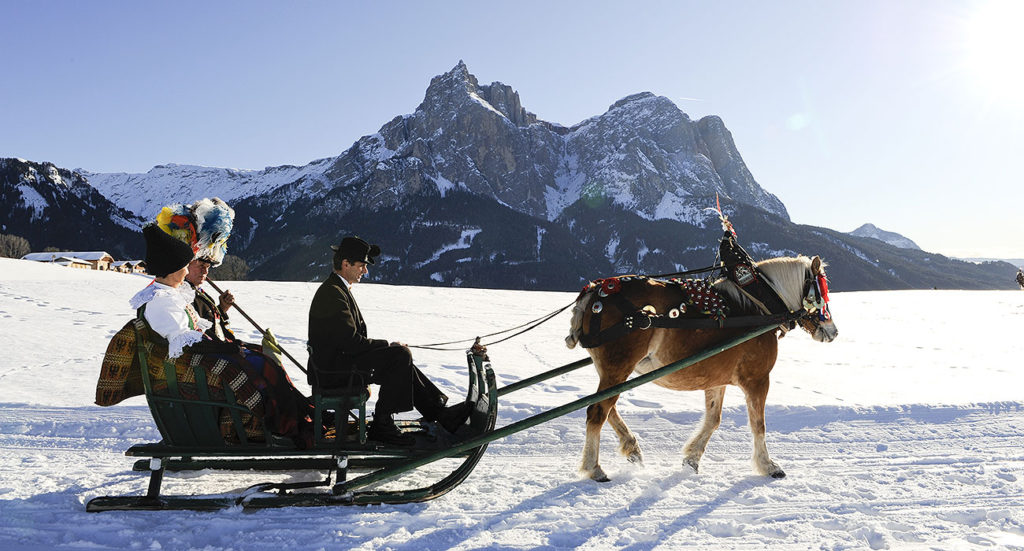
[848,223,921,250]
[1,258,1023,549]
[0,158,144,257]
[83,158,335,220]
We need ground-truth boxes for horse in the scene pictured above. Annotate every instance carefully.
[565,255,838,482]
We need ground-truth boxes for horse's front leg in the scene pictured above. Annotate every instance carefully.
[682,386,726,473]
[741,379,785,478]
[581,364,632,482]
[581,397,614,482]
[606,406,643,465]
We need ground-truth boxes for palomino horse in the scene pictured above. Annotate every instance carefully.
[565,255,838,482]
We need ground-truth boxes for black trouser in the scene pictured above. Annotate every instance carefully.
[320,345,448,420]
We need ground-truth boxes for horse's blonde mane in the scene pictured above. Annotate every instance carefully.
[715,256,815,313]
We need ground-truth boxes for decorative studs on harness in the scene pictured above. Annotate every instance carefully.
[579,275,732,348]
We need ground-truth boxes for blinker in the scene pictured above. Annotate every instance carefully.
[802,271,831,321]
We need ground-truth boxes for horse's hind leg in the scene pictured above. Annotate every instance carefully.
[682,386,725,473]
[741,378,785,478]
[607,407,643,465]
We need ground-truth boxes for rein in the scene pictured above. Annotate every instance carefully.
[407,265,729,351]
[407,301,576,351]
[405,261,817,352]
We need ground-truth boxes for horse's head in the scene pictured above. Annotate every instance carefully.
[756,255,838,343]
[796,256,837,342]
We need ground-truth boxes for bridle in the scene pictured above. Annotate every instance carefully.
[801,270,831,323]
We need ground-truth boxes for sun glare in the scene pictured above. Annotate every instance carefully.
[962,1,1024,107]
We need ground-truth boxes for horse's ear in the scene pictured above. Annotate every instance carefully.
[811,256,822,274]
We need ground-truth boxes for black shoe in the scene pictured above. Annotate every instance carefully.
[368,418,415,446]
[436,402,473,434]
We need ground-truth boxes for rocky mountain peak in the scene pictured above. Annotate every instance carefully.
[608,92,658,112]
[425,61,474,94]
[418,62,536,127]
[695,115,789,220]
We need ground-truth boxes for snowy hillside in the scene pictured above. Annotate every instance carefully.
[1,257,1024,549]
[83,158,335,220]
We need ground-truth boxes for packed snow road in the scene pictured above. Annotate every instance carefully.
[1,402,1022,549]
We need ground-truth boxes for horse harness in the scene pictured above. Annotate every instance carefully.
[577,257,831,349]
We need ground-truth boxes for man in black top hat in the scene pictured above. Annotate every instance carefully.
[307,236,470,445]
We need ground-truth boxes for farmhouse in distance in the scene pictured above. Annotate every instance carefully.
[21,251,146,274]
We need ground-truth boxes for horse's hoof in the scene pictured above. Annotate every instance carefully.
[587,466,611,482]
[626,452,644,465]
[770,470,786,479]
[594,475,611,483]
[684,458,700,473]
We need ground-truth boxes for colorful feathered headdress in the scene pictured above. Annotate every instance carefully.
[155,203,199,253]
[191,198,234,266]
[154,198,235,266]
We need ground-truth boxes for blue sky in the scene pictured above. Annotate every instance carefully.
[4,1,1022,260]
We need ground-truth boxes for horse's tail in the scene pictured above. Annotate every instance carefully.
[565,286,594,349]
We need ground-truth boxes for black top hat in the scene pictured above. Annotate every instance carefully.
[331,236,381,265]
[144,225,195,277]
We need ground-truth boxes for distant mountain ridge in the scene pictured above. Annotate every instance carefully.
[848,223,921,250]
[83,160,336,220]
[4,63,1016,290]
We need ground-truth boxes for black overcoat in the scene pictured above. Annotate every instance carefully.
[307,273,389,385]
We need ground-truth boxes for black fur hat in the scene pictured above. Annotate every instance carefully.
[143,224,195,277]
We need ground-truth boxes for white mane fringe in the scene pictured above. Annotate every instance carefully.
[565,292,590,349]
[715,256,815,313]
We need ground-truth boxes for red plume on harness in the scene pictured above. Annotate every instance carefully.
[804,271,831,321]
[709,193,737,237]
[816,273,831,321]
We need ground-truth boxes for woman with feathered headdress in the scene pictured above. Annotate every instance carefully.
[130,200,313,448]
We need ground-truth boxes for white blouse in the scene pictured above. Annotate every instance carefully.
[129,281,213,359]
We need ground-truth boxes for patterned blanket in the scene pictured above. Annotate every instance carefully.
[96,318,267,440]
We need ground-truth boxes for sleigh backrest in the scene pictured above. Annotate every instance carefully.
[132,308,270,447]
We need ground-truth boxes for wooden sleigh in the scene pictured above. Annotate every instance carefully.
[86,316,498,511]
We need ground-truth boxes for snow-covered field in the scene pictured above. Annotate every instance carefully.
[2,257,1023,550]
